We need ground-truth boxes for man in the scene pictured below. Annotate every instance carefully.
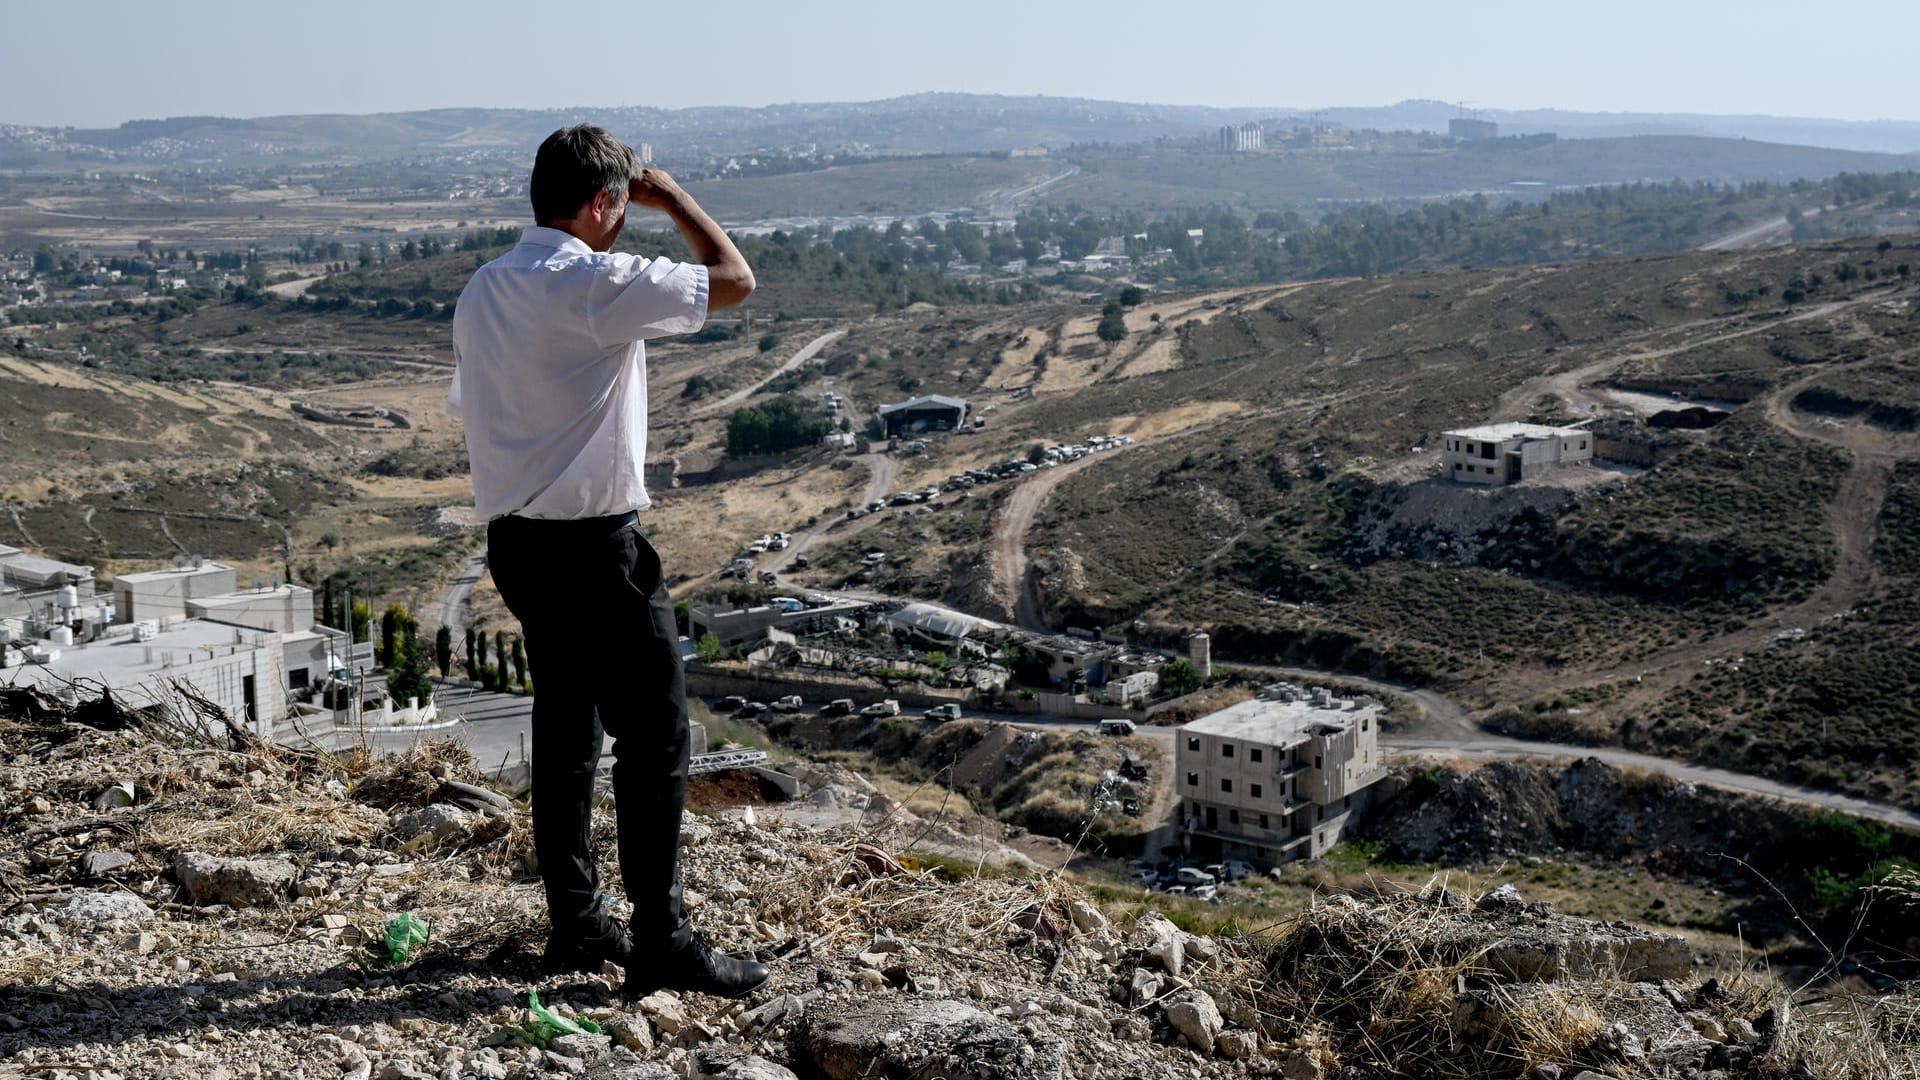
[449,124,765,998]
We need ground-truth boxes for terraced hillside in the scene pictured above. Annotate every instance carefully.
[957,235,1920,805]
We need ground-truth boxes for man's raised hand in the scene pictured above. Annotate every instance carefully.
[628,168,685,213]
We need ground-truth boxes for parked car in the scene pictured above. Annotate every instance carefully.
[1189,884,1218,902]
[803,593,833,608]
[757,570,778,585]
[819,699,856,717]
[859,699,901,717]
[1162,885,1189,897]
[792,555,810,569]
[735,702,766,718]
[715,696,747,713]
[770,696,805,713]
[923,703,962,721]
[1098,719,1136,736]
[1175,867,1217,887]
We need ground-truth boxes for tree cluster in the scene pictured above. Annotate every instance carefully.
[725,396,830,457]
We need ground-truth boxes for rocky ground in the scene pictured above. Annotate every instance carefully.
[1,687,1914,1080]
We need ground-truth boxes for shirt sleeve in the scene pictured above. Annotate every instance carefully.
[587,255,709,347]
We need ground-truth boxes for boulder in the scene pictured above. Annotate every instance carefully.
[1067,901,1106,936]
[1476,883,1526,913]
[548,1033,611,1061]
[1217,1030,1258,1059]
[1282,1049,1325,1080]
[801,998,1065,1080]
[389,804,477,847]
[173,852,296,907]
[716,1057,799,1080]
[1163,990,1223,1054]
[55,891,152,927]
[635,992,687,1035]
[604,1016,654,1053]
[1134,914,1184,978]
[78,851,133,877]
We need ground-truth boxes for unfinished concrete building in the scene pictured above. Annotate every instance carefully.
[1176,684,1385,865]
[1443,422,1592,486]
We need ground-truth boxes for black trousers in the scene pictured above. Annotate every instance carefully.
[486,511,692,951]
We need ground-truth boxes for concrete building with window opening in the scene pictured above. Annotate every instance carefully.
[1176,684,1385,865]
[1442,422,1592,486]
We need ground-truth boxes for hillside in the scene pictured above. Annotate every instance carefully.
[751,233,1920,808]
[3,687,1916,1079]
[7,96,1919,167]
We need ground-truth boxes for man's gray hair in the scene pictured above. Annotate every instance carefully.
[530,124,635,224]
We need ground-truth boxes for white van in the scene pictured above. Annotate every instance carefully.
[1098,719,1136,736]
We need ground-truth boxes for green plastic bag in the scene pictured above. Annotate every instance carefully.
[525,989,601,1047]
[382,912,429,963]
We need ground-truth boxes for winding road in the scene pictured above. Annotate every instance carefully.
[696,328,846,416]
[419,548,489,644]
[761,451,897,577]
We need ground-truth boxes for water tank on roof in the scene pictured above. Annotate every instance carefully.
[59,585,78,608]
[49,626,74,646]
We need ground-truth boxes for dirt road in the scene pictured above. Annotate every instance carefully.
[762,451,897,578]
[265,275,326,299]
[1697,205,1826,251]
[1385,736,1920,832]
[696,328,846,416]
[1508,297,1867,420]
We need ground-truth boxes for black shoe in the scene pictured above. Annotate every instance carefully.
[623,936,769,1000]
[542,920,633,975]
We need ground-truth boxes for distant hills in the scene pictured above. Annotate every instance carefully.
[1278,100,1920,156]
[3,94,1917,167]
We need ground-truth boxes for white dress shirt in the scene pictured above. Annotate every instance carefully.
[450,226,708,521]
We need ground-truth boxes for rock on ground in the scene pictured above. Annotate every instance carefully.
[1162,990,1223,1054]
[801,998,1066,1080]
[172,851,297,907]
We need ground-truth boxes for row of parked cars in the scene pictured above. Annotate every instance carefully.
[1127,858,1258,902]
[711,695,962,722]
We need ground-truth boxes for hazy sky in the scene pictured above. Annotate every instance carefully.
[10,0,1919,128]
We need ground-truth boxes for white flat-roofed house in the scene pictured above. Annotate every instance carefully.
[1104,668,1160,704]
[186,584,314,635]
[3,620,288,739]
[1442,422,1592,486]
[1175,684,1386,866]
[112,560,239,623]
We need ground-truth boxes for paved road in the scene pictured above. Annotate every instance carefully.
[696,328,847,416]
[293,681,1920,834]
[419,549,489,643]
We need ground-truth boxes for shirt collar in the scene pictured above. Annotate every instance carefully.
[519,225,594,254]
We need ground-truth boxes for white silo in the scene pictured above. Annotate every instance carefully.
[1187,631,1211,679]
